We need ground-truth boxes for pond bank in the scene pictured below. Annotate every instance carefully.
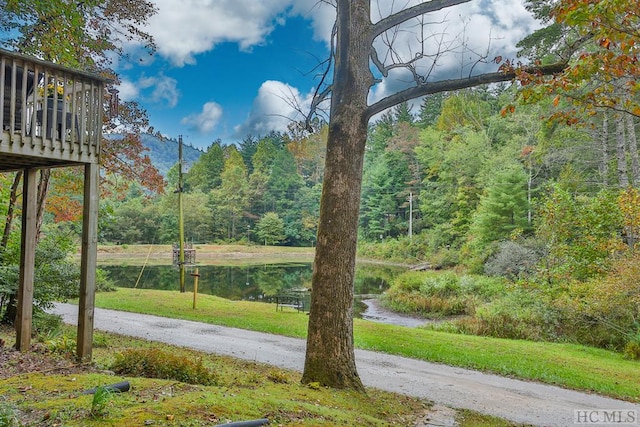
[361,298,430,328]
[83,244,413,267]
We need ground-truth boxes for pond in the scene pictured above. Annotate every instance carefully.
[101,262,404,303]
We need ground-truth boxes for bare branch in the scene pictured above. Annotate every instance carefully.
[365,61,568,119]
[372,0,471,39]
[305,19,337,131]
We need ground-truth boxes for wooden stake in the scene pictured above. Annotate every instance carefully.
[191,268,200,309]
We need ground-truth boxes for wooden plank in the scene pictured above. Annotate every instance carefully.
[77,162,99,361]
[15,167,37,351]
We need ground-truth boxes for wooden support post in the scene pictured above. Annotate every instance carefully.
[191,268,200,309]
[77,162,99,361]
[15,168,38,351]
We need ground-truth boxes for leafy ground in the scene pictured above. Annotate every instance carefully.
[0,326,428,426]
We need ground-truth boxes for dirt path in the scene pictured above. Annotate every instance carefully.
[52,303,640,427]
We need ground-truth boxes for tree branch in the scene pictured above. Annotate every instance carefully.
[305,20,337,131]
[365,61,567,120]
[372,0,471,39]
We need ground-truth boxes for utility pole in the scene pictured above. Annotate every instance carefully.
[178,135,185,293]
[408,191,413,240]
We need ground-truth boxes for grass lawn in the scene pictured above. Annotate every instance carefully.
[0,326,527,426]
[92,287,640,402]
[0,326,429,426]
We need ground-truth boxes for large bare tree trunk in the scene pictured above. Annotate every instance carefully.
[299,0,568,392]
[302,0,372,391]
[599,114,610,187]
[626,114,640,186]
[616,113,629,188]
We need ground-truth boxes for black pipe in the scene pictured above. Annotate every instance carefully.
[215,419,269,426]
[82,380,131,394]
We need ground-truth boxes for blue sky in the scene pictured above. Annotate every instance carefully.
[114,0,540,150]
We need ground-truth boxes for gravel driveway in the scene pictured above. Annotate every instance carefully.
[52,303,640,427]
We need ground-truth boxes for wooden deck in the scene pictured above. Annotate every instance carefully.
[1,48,107,361]
[1,48,103,170]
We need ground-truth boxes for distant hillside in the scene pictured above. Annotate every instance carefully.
[106,133,203,176]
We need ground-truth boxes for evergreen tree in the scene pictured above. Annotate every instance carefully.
[469,165,531,249]
[185,140,225,192]
[360,156,398,240]
[239,135,259,174]
[393,101,414,125]
[417,93,445,128]
[211,146,249,241]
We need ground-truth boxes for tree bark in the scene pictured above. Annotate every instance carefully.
[616,113,629,188]
[302,0,372,391]
[1,171,22,249]
[599,114,610,187]
[0,171,22,325]
[626,113,640,186]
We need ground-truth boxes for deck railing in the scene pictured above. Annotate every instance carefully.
[1,48,106,166]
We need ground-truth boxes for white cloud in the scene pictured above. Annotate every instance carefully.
[116,74,180,109]
[138,74,180,108]
[234,80,313,137]
[181,102,223,133]
[289,0,336,45]
[146,0,294,66]
[117,0,540,140]
[116,79,140,101]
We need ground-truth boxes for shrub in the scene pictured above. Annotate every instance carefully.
[33,311,63,340]
[549,253,640,350]
[382,271,506,317]
[484,239,545,280]
[45,335,77,357]
[450,288,559,341]
[357,235,433,264]
[624,335,640,360]
[96,269,117,293]
[110,348,217,386]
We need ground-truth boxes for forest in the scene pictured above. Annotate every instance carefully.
[98,85,639,270]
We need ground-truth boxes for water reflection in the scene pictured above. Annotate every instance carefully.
[101,262,403,302]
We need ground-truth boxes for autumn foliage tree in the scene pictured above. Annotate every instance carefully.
[0,0,163,227]
[0,0,162,323]
[514,0,640,119]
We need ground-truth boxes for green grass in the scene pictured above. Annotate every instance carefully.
[92,287,640,402]
[0,329,428,426]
